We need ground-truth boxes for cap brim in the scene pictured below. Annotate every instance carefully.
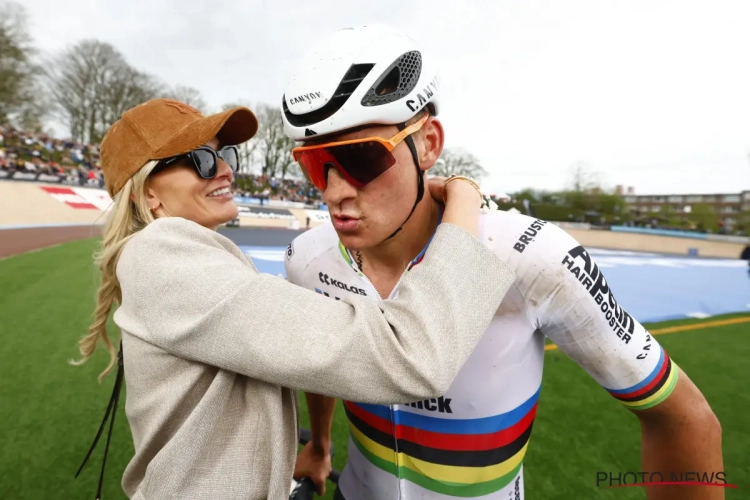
[154,107,259,159]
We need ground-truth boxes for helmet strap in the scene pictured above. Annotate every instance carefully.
[384,123,425,241]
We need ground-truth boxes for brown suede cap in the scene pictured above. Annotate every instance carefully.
[100,98,258,197]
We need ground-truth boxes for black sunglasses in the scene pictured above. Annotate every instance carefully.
[151,145,240,179]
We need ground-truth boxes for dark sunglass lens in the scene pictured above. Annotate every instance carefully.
[192,149,217,178]
[296,150,329,190]
[328,142,395,185]
[219,147,239,172]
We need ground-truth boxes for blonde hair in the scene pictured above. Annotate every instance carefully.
[71,160,159,382]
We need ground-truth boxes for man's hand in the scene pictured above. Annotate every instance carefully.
[293,441,332,496]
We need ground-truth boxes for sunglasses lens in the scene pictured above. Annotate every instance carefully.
[329,142,395,185]
[295,141,395,190]
[295,149,332,190]
[192,149,217,178]
[219,146,239,172]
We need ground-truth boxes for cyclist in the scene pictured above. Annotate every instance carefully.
[281,25,723,500]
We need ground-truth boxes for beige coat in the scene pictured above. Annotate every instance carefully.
[112,217,515,499]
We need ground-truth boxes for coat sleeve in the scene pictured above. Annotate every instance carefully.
[115,218,516,404]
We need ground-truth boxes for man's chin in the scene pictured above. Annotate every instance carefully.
[336,231,372,252]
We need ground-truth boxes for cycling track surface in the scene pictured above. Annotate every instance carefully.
[231,236,750,325]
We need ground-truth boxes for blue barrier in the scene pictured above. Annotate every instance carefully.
[233,196,263,205]
[609,226,709,240]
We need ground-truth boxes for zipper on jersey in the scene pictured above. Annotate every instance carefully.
[337,206,443,497]
[339,252,412,493]
[338,244,409,302]
[356,270,385,301]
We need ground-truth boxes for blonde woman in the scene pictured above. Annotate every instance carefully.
[73,98,516,500]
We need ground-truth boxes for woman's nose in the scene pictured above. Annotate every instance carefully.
[216,157,234,181]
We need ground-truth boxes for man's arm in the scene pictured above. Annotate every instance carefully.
[513,222,724,500]
[283,240,339,496]
[294,393,337,495]
[636,369,724,500]
[306,392,337,454]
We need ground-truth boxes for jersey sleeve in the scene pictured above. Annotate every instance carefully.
[283,241,298,283]
[284,226,336,287]
[516,220,679,411]
[284,236,313,286]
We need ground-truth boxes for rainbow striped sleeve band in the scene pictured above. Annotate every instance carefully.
[606,345,679,410]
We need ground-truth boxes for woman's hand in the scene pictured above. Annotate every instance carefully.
[427,175,450,203]
[427,175,483,238]
[428,176,483,205]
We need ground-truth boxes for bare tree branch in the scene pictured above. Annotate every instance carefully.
[565,161,601,193]
[221,101,260,174]
[169,85,208,114]
[42,39,162,143]
[0,1,46,128]
[246,103,297,180]
[432,147,488,182]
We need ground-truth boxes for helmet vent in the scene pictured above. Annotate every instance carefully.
[375,66,400,95]
[361,51,422,107]
[283,63,374,127]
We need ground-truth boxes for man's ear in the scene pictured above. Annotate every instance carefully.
[419,117,445,172]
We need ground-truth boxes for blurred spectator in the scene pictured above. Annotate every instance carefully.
[0,123,327,206]
[0,124,107,188]
[232,174,324,206]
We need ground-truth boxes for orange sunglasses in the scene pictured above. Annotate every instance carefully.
[291,113,429,190]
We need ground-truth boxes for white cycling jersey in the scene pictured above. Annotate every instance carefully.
[284,209,679,500]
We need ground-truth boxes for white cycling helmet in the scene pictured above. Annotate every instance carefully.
[281,24,441,141]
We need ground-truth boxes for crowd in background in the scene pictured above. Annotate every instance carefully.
[233,175,323,205]
[0,125,324,205]
[0,125,104,186]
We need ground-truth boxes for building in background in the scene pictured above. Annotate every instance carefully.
[623,190,750,229]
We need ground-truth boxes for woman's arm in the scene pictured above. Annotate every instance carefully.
[435,175,483,237]
[116,210,513,405]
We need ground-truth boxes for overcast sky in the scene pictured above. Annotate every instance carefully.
[24,0,750,195]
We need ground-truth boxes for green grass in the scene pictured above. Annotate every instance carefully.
[0,239,747,499]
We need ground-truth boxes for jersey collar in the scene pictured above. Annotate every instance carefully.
[338,204,444,275]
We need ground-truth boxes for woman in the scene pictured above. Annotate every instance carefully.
[74,98,516,500]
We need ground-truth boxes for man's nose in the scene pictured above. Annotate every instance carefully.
[323,166,357,204]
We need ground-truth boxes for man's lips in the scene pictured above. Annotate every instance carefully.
[332,214,360,232]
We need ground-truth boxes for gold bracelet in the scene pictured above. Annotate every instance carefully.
[442,175,483,204]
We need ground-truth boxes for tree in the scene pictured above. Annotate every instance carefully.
[566,161,601,193]
[737,209,750,235]
[97,65,165,139]
[0,1,46,128]
[594,192,627,214]
[562,161,603,211]
[43,39,163,144]
[169,85,207,114]
[658,203,682,227]
[432,148,488,182]
[688,203,719,232]
[248,103,297,180]
[512,188,538,203]
[221,101,259,175]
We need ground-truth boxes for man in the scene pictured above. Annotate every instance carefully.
[281,25,724,500]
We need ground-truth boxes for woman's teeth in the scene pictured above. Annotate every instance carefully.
[208,187,230,197]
